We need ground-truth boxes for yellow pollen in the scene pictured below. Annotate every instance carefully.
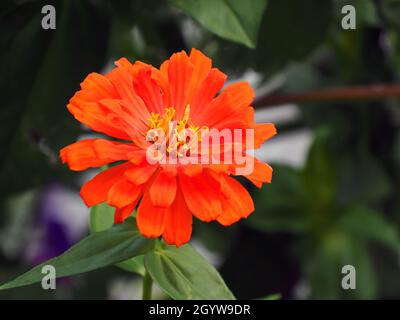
[146,104,208,156]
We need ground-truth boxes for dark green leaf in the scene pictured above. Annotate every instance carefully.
[337,156,392,206]
[214,0,333,77]
[305,231,377,299]
[116,255,146,276]
[0,0,110,195]
[248,166,309,234]
[170,0,267,48]
[0,218,154,290]
[89,202,143,275]
[89,202,115,233]
[145,243,235,300]
[338,207,400,252]
[259,293,282,300]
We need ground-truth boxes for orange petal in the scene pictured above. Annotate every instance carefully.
[190,68,226,118]
[80,72,117,101]
[179,170,222,221]
[107,178,142,208]
[198,82,254,128]
[80,162,132,207]
[242,156,273,188]
[254,123,277,149]
[149,170,177,207]
[162,189,192,247]
[97,99,145,140]
[216,175,255,226]
[92,139,139,161]
[133,67,164,114]
[188,48,212,102]
[67,101,129,140]
[136,192,168,238]
[106,69,150,123]
[151,67,170,107]
[114,58,150,78]
[60,139,116,171]
[181,164,203,177]
[67,72,131,140]
[125,164,158,185]
[114,200,138,224]
[167,51,194,118]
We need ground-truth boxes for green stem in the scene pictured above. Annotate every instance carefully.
[142,269,153,300]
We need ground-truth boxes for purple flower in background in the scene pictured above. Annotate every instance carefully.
[24,183,88,265]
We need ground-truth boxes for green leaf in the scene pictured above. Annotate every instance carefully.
[338,207,400,252]
[170,0,267,48]
[305,231,377,299]
[89,202,115,233]
[116,255,146,277]
[255,0,333,74]
[145,243,235,300]
[214,0,333,76]
[0,1,110,195]
[337,155,392,206]
[89,203,143,275]
[302,127,337,210]
[0,218,154,290]
[259,293,282,300]
[247,166,309,234]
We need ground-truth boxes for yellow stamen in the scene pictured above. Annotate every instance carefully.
[145,104,208,157]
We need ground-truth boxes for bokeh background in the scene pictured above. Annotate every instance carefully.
[1,0,400,299]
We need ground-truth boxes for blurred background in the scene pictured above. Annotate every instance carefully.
[1,0,400,299]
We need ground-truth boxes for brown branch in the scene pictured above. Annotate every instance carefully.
[253,84,400,108]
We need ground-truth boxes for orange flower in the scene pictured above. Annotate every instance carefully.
[60,49,276,246]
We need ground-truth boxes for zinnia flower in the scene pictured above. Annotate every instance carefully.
[60,49,276,246]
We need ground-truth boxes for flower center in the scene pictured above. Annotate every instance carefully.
[145,105,208,157]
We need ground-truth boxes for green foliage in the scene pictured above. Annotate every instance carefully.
[338,207,400,252]
[145,243,235,300]
[90,202,144,276]
[210,0,333,77]
[90,202,115,233]
[0,218,154,290]
[0,0,110,196]
[259,293,282,300]
[249,126,400,299]
[170,0,267,48]
[305,232,377,299]
[2,0,400,300]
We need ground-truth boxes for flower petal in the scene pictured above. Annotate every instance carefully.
[179,170,222,221]
[92,139,140,161]
[67,72,130,140]
[133,67,164,114]
[125,164,158,185]
[67,101,130,140]
[198,81,254,128]
[241,156,273,188]
[80,162,132,207]
[190,68,226,118]
[162,190,192,247]
[149,170,177,207]
[188,48,212,101]
[167,51,194,118]
[106,69,150,132]
[254,123,277,149]
[114,201,138,224]
[136,192,168,238]
[60,139,116,171]
[80,72,117,100]
[107,178,142,208]
[216,175,255,226]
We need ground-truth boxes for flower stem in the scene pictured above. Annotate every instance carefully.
[142,270,153,300]
[253,84,400,108]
